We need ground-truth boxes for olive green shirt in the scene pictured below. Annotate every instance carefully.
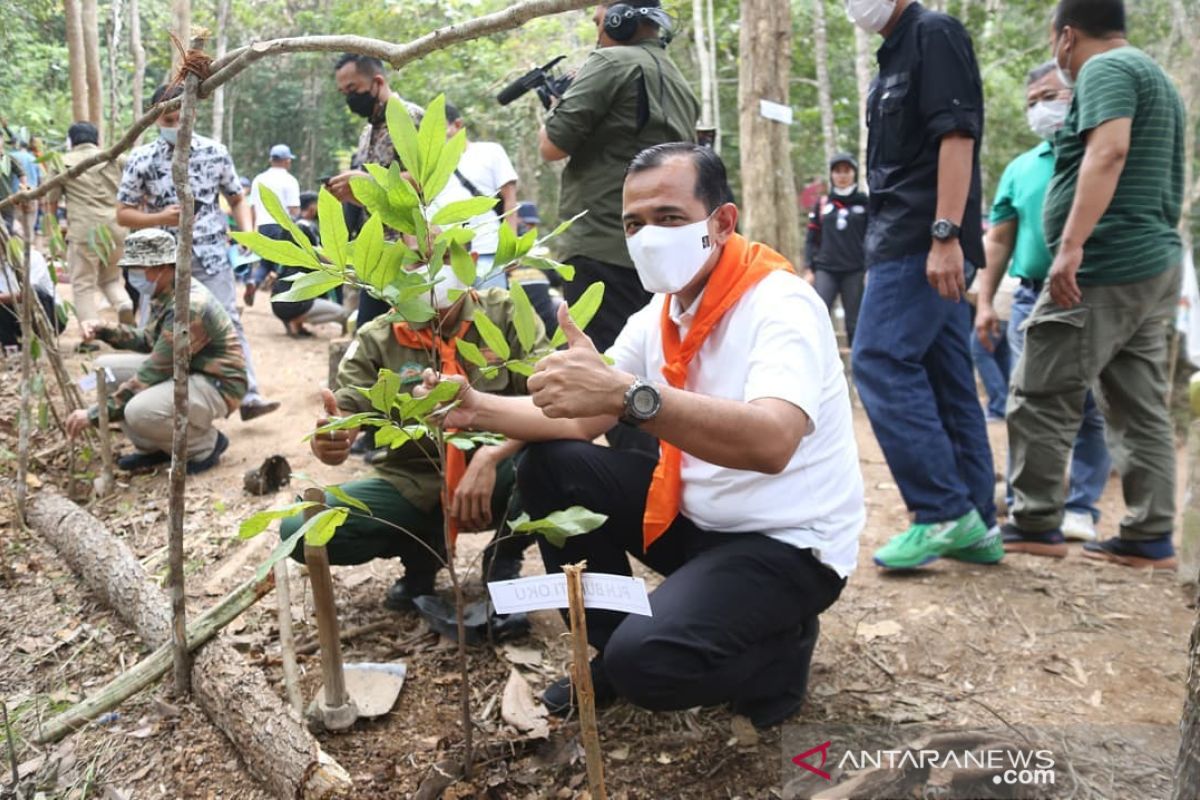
[332,288,549,512]
[545,39,700,268]
[1043,47,1185,285]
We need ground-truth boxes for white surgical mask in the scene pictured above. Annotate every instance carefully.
[832,184,856,196]
[626,216,715,295]
[1027,99,1069,140]
[127,268,157,298]
[431,272,469,310]
[845,0,896,33]
[159,126,179,146]
[1053,36,1075,89]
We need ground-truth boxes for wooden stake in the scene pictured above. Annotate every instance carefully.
[1181,420,1200,588]
[302,487,356,729]
[94,366,115,496]
[35,572,274,743]
[274,560,303,715]
[165,36,204,698]
[14,208,36,529]
[563,561,607,800]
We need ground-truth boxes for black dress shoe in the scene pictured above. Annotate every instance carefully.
[383,574,437,612]
[187,432,229,475]
[543,657,618,717]
[116,449,171,472]
[239,397,281,421]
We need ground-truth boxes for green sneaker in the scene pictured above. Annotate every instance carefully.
[873,510,988,570]
[945,525,1004,565]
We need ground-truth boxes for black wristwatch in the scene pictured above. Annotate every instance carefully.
[930,218,962,242]
[620,378,662,426]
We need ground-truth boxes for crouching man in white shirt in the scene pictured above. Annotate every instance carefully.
[424,143,864,728]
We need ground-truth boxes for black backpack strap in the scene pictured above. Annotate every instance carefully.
[454,169,484,198]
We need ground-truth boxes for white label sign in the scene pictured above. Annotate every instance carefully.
[488,573,652,617]
[759,99,794,125]
[78,367,116,393]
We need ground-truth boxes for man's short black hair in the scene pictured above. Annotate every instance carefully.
[334,53,384,77]
[67,121,99,146]
[1054,0,1125,36]
[1026,60,1058,86]
[626,142,735,214]
[299,191,318,211]
[150,84,183,107]
[445,101,461,124]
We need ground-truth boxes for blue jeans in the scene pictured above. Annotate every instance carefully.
[852,253,996,527]
[1006,283,1111,521]
[970,318,1010,419]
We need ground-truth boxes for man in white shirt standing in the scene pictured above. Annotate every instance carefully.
[445,102,519,289]
[244,144,301,306]
[425,143,863,728]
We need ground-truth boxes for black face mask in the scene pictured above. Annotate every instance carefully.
[345,87,377,119]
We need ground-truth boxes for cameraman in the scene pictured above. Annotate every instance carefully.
[539,1,700,352]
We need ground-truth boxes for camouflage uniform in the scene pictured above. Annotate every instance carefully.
[91,229,246,459]
[279,288,547,575]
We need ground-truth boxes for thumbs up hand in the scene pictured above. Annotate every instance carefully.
[311,387,359,465]
[527,304,632,419]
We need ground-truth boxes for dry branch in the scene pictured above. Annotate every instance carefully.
[35,572,275,743]
[94,367,115,496]
[25,488,352,798]
[564,562,607,800]
[15,209,37,528]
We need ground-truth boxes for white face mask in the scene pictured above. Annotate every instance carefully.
[159,126,179,146]
[431,271,469,310]
[832,184,856,196]
[626,215,716,295]
[1027,99,1069,140]
[845,0,896,33]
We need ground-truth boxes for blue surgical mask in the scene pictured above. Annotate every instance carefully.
[127,268,157,297]
[159,126,179,146]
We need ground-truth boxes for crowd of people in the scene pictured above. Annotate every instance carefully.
[1,0,1189,730]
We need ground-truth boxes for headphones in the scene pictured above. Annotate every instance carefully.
[604,3,666,42]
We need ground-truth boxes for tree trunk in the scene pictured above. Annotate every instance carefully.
[172,0,191,69]
[82,0,104,139]
[129,0,146,119]
[1174,603,1200,799]
[107,0,124,143]
[854,25,873,178]
[705,0,720,151]
[692,0,714,130]
[210,0,232,141]
[811,0,838,164]
[737,0,801,266]
[65,0,90,121]
[24,489,352,799]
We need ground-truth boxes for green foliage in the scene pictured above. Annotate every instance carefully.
[238,501,319,539]
[510,506,609,549]
[253,506,350,581]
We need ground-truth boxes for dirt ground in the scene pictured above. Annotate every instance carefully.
[0,285,1194,799]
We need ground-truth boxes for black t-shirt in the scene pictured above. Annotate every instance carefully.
[269,219,321,322]
[806,190,870,273]
[864,2,984,269]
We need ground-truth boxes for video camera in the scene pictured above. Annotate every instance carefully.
[496,56,573,111]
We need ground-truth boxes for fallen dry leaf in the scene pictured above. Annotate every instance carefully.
[856,619,903,640]
[500,643,543,668]
[500,668,549,739]
[730,715,759,748]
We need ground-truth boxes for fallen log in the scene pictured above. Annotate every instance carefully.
[36,571,275,743]
[26,488,352,799]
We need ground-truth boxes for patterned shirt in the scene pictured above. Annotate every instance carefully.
[116,134,243,275]
[350,94,425,171]
[91,279,247,422]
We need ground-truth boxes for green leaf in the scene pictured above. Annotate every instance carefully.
[447,436,476,451]
[549,282,605,348]
[425,130,467,202]
[303,507,349,548]
[350,176,388,211]
[520,254,575,282]
[417,95,448,193]
[375,425,412,449]
[431,196,498,227]
[385,162,421,211]
[367,369,403,414]
[542,210,588,242]
[257,184,317,258]
[448,241,477,286]
[318,187,349,269]
[494,220,517,269]
[511,506,609,549]
[326,485,370,513]
[239,501,319,540]
[30,337,41,362]
[352,214,388,291]
[455,338,487,368]
[507,280,538,353]
[471,312,511,361]
[506,360,535,377]
[255,526,307,581]
[272,271,343,303]
[391,295,437,324]
[402,379,461,419]
[304,411,379,441]
[231,231,320,269]
[386,96,423,179]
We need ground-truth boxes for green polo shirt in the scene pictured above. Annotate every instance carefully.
[990,141,1055,281]
[545,39,700,269]
[1043,46,1185,285]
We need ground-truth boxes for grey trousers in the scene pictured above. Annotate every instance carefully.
[96,353,229,459]
[195,267,262,400]
[1008,265,1180,540]
[302,298,349,326]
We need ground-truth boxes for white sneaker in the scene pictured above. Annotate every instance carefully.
[1062,510,1097,542]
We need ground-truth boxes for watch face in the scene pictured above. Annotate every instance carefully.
[932,220,950,238]
[631,386,659,417]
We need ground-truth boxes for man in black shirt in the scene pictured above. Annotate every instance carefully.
[805,153,869,346]
[847,0,1000,570]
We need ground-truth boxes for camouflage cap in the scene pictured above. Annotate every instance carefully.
[118,228,177,268]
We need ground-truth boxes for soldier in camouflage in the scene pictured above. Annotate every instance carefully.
[65,228,247,475]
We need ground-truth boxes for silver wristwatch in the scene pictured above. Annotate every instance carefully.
[620,378,662,426]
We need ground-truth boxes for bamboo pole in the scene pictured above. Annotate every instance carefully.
[15,209,35,529]
[166,38,205,697]
[274,560,303,715]
[94,366,115,496]
[35,572,274,743]
[563,562,606,800]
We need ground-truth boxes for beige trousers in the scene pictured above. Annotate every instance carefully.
[96,354,228,459]
[68,227,131,324]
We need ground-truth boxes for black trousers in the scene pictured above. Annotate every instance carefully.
[0,290,61,349]
[813,269,864,347]
[518,441,846,712]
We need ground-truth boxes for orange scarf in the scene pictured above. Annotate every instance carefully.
[641,234,794,549]
[393,319,472,549]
